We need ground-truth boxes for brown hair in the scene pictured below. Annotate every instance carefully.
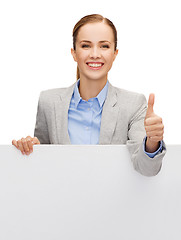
[72,14,118,80]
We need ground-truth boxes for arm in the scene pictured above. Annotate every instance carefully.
[126,94,166,176]
[34,91,50,144]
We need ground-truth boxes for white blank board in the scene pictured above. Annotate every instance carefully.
[0,145,181,240]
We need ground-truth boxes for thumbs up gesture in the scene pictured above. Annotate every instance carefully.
[144,94,164,153]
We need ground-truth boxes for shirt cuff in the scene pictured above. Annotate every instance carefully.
[143,136,163,158]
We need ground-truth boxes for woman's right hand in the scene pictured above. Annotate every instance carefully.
[12,136,40,155]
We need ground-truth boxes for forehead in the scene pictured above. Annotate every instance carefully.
[77,22,114,42]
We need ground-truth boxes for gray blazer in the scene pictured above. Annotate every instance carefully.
[34,81,166,176]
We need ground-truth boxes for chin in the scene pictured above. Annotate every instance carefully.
[87,76,107,82]
[86,72,108,81]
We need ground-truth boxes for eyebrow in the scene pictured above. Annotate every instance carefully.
[80,40,111,44]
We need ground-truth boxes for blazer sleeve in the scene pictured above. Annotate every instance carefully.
[126,94,166,176]
[34,91,50,144]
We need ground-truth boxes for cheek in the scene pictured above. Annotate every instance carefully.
[105,52,116,65]
[75,50,89,63]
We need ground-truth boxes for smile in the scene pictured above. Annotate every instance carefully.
[86,62,104,70]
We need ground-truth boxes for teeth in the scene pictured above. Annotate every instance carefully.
[88,63,102,67]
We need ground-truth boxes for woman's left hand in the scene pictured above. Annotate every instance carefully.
[144,94,164,153]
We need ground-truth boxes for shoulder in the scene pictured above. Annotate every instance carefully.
[38,83,76,104]
[39,87,67,101]
[116,87,146,105]
[109,83,147,106]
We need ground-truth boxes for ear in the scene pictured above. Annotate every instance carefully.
[113,49,118,61]
[71,48,77,62]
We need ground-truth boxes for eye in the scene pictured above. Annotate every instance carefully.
[82,44,90,48]
[101,44,110,49]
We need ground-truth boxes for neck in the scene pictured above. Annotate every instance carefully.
[78,76,107,101]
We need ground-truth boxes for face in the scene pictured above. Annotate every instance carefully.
[71,22,118,83]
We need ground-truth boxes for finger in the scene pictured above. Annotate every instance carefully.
[32,137,40,145]
[21,138,30,155]
[145,116,162,126]
[147,135,163,142]
[12,139,18,149]
[145,123,164,132]
[26,137,33,153]
[17,140,25,155]
[26,136,33,141]
[146,130,164,138]
[146,93,155,117]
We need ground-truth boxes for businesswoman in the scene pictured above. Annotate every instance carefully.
[12,14,166,176]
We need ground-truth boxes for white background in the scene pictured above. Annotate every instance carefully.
[0,0,180,144]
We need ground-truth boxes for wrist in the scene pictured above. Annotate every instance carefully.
[145,137,160,153]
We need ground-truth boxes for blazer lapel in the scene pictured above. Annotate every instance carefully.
[99,83,119,144]
[54,82,76,144]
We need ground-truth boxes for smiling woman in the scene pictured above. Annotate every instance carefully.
[12,14,166,176]
[72,14,117,84]
[71,20,118,100]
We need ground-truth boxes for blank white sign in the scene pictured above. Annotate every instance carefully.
[0,145,181,240]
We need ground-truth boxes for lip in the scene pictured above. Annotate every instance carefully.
[86,62,104,70]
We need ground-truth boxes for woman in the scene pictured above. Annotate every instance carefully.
[12,14,166,176]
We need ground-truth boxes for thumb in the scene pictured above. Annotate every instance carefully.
[146,93,155,116]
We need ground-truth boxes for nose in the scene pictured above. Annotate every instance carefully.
[89,46,101,59]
